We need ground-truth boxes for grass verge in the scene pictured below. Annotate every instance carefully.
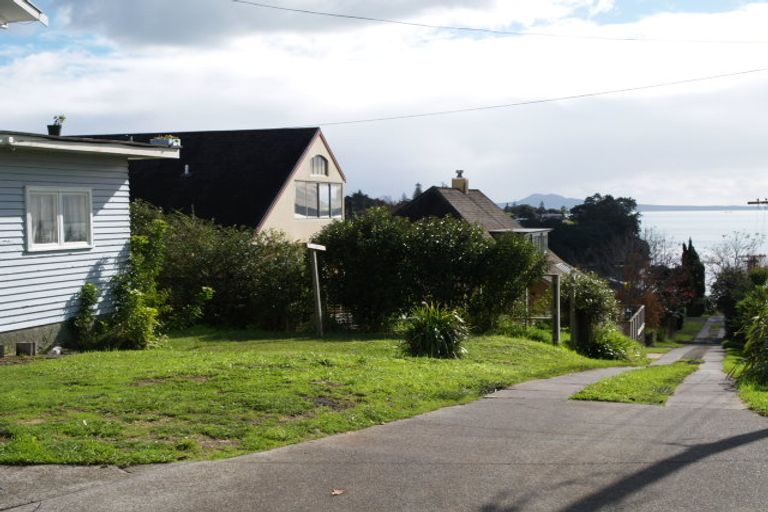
[646,316,709,353]
[724,349,768,415]
[570,360,702,405]
[0,329,623,466]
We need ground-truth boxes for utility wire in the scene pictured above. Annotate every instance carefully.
[232,0,768,45]
[313,67,768,126]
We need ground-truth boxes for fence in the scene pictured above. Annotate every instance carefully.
[621,305,646,342]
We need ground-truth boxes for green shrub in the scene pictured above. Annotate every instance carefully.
[575,324,646,362]
[131,201,311,331]
[735,298,768,384]
[314,209,545,332]
[72,282,103,349]
[399,303,469,358]
[563,271,619,354]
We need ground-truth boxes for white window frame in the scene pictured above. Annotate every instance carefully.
[25,186,93,252]
[310,155,329,176]
[294,181,343,220]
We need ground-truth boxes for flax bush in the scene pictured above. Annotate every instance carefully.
[399,303,469,359]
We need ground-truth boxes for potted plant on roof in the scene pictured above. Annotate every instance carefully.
[47,115,66,136]
[149,134,182,148]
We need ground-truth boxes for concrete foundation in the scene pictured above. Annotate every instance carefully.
[0,322,73,355]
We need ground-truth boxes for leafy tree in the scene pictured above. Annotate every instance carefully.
[681,239,706,315]
[344,190,388,218]
[711,267,753,339]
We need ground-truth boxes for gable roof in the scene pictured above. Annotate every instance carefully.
[84,128,325,228]
[397,186,524,232]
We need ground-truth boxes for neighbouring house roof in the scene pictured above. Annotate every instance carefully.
[84,128,337,228]
[397,185,575,277]
[0,0,47,26]
[0,131,179,159]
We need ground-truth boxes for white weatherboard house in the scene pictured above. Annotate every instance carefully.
[0,132,179,352]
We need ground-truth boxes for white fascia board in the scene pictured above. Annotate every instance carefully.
[0,135,179,160]
[0,0,48,26]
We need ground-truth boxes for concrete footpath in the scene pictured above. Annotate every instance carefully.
[3,316,767,512]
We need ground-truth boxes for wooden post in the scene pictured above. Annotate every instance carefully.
[307,243,327,338]
[551,274,561,346]
[524,287,530,328]
[570,288,577,347]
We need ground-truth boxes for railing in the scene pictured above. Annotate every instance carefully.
[622,305,646,342]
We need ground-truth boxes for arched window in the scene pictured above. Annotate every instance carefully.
[311,155,329,176]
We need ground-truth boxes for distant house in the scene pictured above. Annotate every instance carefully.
[87,128,347,242]
[397,171,574,278]
[0,131,179,352]
[0,0,47,28]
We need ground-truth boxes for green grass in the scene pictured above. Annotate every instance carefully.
[724,349,768,415]
[0,328,623,466]
[570,360,702,405]
[647,316,709,353]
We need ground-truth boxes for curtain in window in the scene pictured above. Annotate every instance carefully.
[63,193,88,242]
[30,193,57,244]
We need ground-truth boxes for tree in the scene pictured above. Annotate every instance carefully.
[681,239,706,314]
[344,190,388,218]
[412,183,423,199]
[707,231,765,279]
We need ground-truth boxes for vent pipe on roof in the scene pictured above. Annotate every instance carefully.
[452,169,468,194]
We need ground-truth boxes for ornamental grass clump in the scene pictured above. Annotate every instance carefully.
[400,303,469,359]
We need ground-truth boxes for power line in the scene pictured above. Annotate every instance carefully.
[232,0,768,45]
[313,67,768,126]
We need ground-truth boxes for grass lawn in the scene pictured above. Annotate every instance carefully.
[0,329,624,466]
[570,360,702,405]
[724,350,768,415]
[646,316,709,354]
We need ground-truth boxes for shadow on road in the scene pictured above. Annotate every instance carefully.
[480,427,768,512]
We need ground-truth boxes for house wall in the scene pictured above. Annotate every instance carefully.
[259,135,345,242]
[0,150,130,350]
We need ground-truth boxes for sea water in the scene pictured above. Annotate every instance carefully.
[639,208,768,258]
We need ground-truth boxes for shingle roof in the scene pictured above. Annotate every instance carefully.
[84,128,321,228]
[397,186,524,232]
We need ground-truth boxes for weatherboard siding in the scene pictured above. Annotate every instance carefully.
[0,151,130,334]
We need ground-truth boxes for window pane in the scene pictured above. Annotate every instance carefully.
[330,184,343,218]
[30,193,58,245]
[295,182,308,217]
[307,183,319,217]
[311,156,328,176]
[319,184,330,218]
[63,193,89,243]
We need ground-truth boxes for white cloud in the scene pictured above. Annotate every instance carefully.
[2,2,768,206]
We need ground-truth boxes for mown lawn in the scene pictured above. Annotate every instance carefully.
[571,360,702,405]
[647,316,709,354]
[724,350,768,415]
[0,329,623,466]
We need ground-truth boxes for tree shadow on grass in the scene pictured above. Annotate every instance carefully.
[480,427,768,512]
[169,325,397,344]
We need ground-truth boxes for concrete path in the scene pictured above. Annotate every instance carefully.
[3,317,765,512]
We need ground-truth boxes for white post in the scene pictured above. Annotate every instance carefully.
[307,243,327,338]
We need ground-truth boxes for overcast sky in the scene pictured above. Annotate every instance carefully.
[2,0,768,205]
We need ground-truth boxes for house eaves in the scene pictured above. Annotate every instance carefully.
[0,0,48,27]
[0,132,180,160]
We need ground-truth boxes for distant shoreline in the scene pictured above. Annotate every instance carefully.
[638,205,762,212]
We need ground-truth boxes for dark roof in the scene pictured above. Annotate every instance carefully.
[84,128,321,227]
[397,186,524,232]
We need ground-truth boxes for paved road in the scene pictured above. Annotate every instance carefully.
[5,316,767,511]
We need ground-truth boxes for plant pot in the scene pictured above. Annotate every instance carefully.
[47,124,62,136]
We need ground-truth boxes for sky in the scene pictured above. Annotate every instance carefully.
[2,0,768,205]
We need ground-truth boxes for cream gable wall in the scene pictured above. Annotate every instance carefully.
[258,133,345,242]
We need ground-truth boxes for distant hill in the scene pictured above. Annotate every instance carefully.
[501,193,759,212]
[503,194,582,210]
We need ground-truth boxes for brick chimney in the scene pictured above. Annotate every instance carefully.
[451,170,468,194]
